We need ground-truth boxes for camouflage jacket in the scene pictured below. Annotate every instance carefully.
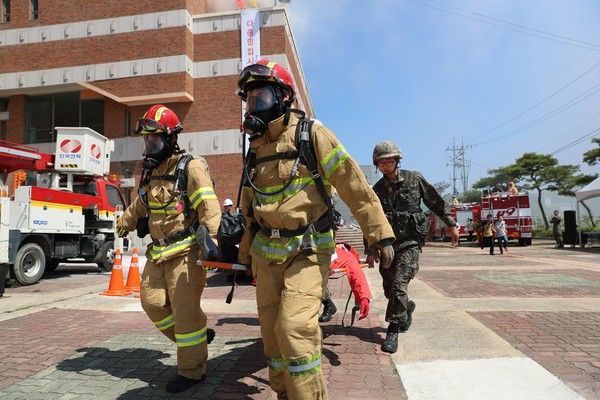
[372,169,455,247]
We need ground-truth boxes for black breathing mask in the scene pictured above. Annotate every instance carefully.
[241,84,285,137]
[142,133,173,170]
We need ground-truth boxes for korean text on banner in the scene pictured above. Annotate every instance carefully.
[241,9,260,67]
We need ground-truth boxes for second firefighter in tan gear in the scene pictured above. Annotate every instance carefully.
[117,104,221,393]
[237,60,395,399]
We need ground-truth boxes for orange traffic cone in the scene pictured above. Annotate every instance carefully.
[100,249,132,296]
[125,248,141,292]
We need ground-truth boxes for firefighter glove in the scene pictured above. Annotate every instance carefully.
[369,239,394,269]
[116,217,128,238]
[358,297,370,320]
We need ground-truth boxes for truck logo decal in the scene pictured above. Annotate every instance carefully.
[33,219,48,225]
[90,144,101,159]
[60,139,82,153]
[496,207,516,217]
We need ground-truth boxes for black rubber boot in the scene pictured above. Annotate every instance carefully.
[207,328,215,345]
[318,299,337,322]
[166,374,206,393]
[381,323,400,354]
[399,300,416,332]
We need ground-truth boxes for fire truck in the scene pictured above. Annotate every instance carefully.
[481,192,533,246]
[429,202,482,242]
[0,127,128,286]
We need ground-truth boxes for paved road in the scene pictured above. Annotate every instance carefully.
[0,239,598,399]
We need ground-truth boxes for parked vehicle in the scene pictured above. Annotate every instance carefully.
[428,192,533,246]
[0,127,128,286]
[429,202,481,242]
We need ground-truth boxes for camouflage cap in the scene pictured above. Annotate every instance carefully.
[373,141,402,165]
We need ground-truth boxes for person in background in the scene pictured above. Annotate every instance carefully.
[236,59,395,399]
[508,181,518,195]
[466,218,475,242]
[481,214,496,255]
[116,104,221,393]
[452,222,461,247]
[550,210,564,248]
[495,215,508,254]
[222,198,234,213]
[369,141,458,354]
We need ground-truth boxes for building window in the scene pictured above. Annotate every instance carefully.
[31,0,38,20]
[27,93,104,143]
[81,99,104,135]
[0,98,8,140]
[2,0,10,23]
[28,95,53,143]
[125,110,131,136]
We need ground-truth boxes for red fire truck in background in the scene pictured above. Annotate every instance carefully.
[429,192,533,246]
[429,202,481,242]
[481,192,533,246]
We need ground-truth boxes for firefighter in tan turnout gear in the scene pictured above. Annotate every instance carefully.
[116,105,221,393]
[236,59,396,399]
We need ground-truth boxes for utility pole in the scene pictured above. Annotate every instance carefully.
[446,137,471,197]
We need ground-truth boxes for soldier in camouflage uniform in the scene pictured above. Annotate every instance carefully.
[368,141,459,353]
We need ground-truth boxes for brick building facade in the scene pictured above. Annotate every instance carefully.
[0,0,313,205]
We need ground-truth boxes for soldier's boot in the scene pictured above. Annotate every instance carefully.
[381,323,400,354]
[399,300,416,332]
[318,299,337,322]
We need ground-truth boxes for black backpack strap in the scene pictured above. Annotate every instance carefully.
[296,118,336,225]
[255,151,299,165]
[175,154,194,218]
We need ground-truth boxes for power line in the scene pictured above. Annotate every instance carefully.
[469,81,600,147]
[539,110,600,152]
[407,0,600,51]
[466,60,600,146]
[550,127,600,155]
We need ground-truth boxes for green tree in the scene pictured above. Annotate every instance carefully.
[579,138,600,227]
[459,189,483,203]
[582,137,600,166]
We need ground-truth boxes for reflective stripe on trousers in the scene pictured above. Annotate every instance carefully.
[140,251,208,380]
[255,252,331,400]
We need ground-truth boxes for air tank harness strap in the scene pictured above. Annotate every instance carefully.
[152,223,200,247]
[250,213,332,255]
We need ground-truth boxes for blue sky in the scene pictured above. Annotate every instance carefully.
[286,0,600,194]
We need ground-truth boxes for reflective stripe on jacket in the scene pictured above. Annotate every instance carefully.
[120,153,221,263]
[238,114,394,265]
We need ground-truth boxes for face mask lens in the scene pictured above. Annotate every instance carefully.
[239,64,273,88]
[143,134,164,157]
[135,118,164,134]
[246,85,276,113]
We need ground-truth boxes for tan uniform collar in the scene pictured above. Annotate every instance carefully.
[154,153,182,175]
[265,113,294,142]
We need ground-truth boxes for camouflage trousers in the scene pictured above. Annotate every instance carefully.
[379,244,420,325]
